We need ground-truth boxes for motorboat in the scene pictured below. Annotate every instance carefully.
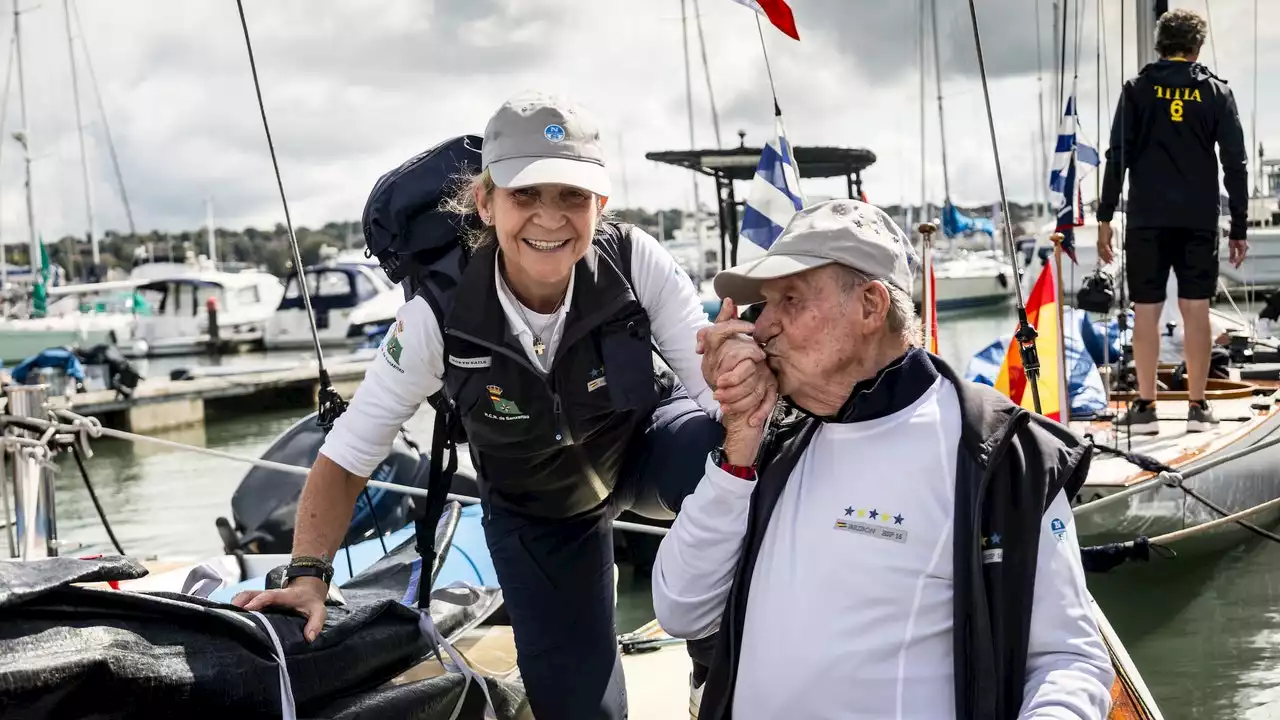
[263,258,405,350]
[128,262,285,356]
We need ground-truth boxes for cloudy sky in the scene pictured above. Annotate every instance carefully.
[0,0,1276,245]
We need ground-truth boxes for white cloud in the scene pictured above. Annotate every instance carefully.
[0,0,1274,247]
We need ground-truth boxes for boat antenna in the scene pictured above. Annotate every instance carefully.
[234,0,346,430]
[964,0,1043,414]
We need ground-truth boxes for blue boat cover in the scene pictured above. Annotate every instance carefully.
[964,307,1108,418]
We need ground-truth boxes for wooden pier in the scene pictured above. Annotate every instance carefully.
[52,357,372,433]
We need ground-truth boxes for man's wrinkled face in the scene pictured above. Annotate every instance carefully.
[751,266,891,403]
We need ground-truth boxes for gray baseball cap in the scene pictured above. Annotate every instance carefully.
[714,199,917,304]
[481,91,612,197]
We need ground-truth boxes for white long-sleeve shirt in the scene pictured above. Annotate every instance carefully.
[319,227,717,478]
[653,377,1114,720]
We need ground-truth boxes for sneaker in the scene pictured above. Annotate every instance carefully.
[1187,400,1219,433]
[1117,399,1160,434]
[689,672,704,719]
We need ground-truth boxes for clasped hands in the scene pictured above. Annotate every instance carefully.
[696,299,778,466]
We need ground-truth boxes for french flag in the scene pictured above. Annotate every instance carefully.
[729,0,800,40]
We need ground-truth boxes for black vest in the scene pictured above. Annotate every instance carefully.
[433,224,662,518]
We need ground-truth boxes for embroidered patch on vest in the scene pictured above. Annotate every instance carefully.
[449,354,492,369]
[484,385,529,420]
[587,367,607,392]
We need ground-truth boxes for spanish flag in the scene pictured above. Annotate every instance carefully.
[927,264,939,355]
[994,260,1068,422]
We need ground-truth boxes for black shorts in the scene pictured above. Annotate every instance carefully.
[1125,227,1219,303]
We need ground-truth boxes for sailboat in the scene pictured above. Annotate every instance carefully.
[971,0,1280,560]
[910,0,1013,313]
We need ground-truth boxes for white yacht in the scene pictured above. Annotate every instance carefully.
[264,257,404,350]
[128,261,285,356]
[0,280,143,364]
[916,250,1015,311]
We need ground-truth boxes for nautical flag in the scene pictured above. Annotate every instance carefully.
[927,263,939,354]
[728,0,800,40]
[993,260,1067,422]
[740,115,804,250]
[1048,91,1100,263]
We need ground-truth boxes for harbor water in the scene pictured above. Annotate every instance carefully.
[31,307,1280,720]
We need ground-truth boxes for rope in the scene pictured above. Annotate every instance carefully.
[1090,439,1280,545]
[0,410,675,538]
[70,443,125,555]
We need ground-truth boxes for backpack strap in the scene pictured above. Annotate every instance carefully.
[408,246,469,610]
[596,220,680,373]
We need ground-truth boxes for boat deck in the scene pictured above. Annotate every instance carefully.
[1073,394,1279,492]
[393,624,690,719]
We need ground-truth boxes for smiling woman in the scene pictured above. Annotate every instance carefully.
[234,89,777,720]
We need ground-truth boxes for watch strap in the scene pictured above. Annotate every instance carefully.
[284,558,334,587]
[712,446,756,479]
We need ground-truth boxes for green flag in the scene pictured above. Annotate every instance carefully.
[31,236,48,316]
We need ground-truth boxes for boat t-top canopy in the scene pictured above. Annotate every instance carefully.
[646,131,877,267]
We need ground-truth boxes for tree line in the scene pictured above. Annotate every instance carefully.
[4,201,1041,282]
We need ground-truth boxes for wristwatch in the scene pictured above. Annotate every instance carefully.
[283,556,334,588]
[711,445,756,480]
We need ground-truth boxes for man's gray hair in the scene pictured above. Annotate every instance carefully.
[837,265,921,346]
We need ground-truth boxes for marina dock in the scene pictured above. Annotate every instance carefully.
[57,355,372,433]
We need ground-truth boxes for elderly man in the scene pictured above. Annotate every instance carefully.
[654,199,1114,719]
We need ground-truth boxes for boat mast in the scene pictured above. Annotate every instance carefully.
[63,0,96,274]
[13,0,38,280]
[205,197,217,267]
[679,0,707,280]
[928,0,952,206]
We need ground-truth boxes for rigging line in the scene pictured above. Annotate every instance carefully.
[691,0,722,147]
[5,411,676,540]
[679,0,703,241]
[63,0,94,267]
[1202,0,1218,71]
[1094,0,1101,201]
[1118,0,1131,452]
[1251,0,1258,197]
[919,0,927,221]
[1034,0,1048,219]
[1056,0,1068,114]
[965,0,1041,414]
[234,1,329,381]
[69,0,135,237]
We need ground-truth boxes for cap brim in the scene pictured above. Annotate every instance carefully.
[712,254,836,305]
[488,156,612,197]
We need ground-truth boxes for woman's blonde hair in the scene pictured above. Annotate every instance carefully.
[442,168,613,251]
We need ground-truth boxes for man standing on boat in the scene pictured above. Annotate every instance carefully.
[654,199,1115,719]
[1096,8,1250,434]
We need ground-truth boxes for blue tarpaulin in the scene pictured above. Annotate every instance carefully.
[941,203,996,238]
[964,307,1109,418]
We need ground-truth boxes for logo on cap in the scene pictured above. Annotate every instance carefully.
[544,124,566,143]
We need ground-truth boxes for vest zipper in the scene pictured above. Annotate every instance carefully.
[446,328,610,503]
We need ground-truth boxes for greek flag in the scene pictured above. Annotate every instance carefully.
[740,116,804,250]
[1048,90,1100,262]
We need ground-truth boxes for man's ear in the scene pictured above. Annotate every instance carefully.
[861,281,890,327]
